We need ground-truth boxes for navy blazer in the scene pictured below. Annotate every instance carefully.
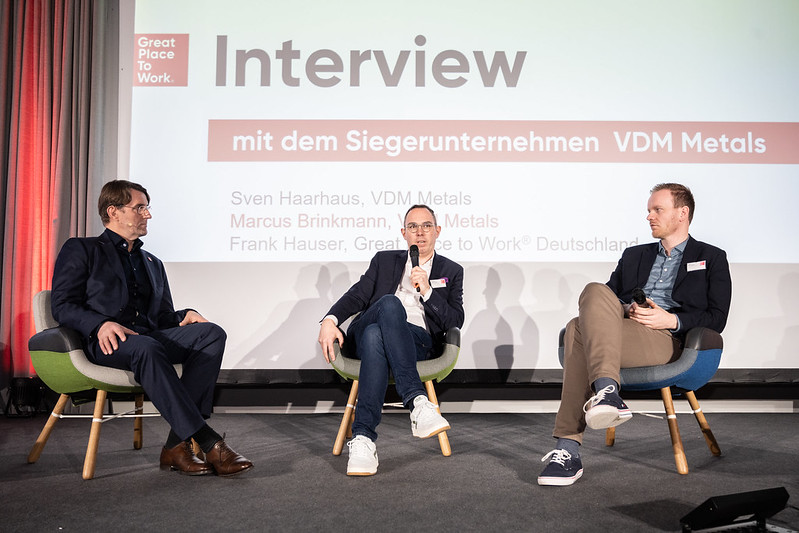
[606,235,732,338]
[326,250,465,349]
[51,230,188,342]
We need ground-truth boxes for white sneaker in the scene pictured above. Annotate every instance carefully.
[410,395,451,439]
[347,435,378,476]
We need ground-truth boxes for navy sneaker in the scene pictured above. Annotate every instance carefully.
[583,384,632,430]
[538,449,583,486]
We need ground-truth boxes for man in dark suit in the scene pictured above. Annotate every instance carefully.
[51,180,252,477]
[538,183,732,486]
[318,204,464,476]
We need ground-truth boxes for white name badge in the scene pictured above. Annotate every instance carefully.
[687,260,707,272]
[431,277,449,289]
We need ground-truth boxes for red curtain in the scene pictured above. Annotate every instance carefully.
[1,0,77,379]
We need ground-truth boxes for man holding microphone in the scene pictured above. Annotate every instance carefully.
[318,204,464,476]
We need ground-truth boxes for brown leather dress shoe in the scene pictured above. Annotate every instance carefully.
[205,440,253,477]
[159,441,213,476]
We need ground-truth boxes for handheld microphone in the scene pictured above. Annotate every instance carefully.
[632,287,648,307]
[409,245,420,292]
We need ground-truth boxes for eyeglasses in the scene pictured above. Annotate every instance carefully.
[405,222,435,233]
[118,204,151,215]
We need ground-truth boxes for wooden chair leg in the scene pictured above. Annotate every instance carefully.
[83,390,107,480]
[605,426,616,447]
[685,390,721,456]
[333,380,359,456]
[133,394,144,450]
[28,393,70,463]
[424,381,451,457]
[661,387,688,475]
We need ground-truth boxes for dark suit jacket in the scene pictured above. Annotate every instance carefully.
[51,229,188,342]
[326,250,465,351]
[606,235,732,338]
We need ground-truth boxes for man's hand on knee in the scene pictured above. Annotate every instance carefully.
[179,310,208,326]
[97,321,138,355]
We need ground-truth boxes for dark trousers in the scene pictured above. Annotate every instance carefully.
[347,295,432,441]
[87,322,226,440]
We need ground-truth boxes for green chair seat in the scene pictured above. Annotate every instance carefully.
[329,326,461,458]
[26,290,181,479]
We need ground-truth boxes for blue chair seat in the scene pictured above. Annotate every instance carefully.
[616,327,723,392]
[558,326,724,474]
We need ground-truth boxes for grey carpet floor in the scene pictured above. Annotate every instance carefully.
[1,411,798,532]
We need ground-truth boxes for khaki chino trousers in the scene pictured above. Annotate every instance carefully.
[554,282,681,443]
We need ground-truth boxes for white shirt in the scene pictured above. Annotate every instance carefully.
[395,253,434,330]
[323,252,434,330]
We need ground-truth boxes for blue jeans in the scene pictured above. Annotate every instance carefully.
[347,295,432,441]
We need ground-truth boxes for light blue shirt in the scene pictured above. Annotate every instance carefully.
[643,238,688,330]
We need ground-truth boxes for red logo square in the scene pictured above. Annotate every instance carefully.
[133,34,189,87]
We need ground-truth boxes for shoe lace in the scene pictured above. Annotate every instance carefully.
[583,384,616,413]
[541,449,572,465]
[347,437,372,457]
[411,398,432,424]
[419,400,437,418]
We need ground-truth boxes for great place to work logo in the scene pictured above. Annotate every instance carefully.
[133,34,189,87]
[132,33,527,89]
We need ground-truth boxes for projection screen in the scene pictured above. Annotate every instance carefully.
[122,0,799,381]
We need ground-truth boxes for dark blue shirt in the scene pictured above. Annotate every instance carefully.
[104,228,153,333]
